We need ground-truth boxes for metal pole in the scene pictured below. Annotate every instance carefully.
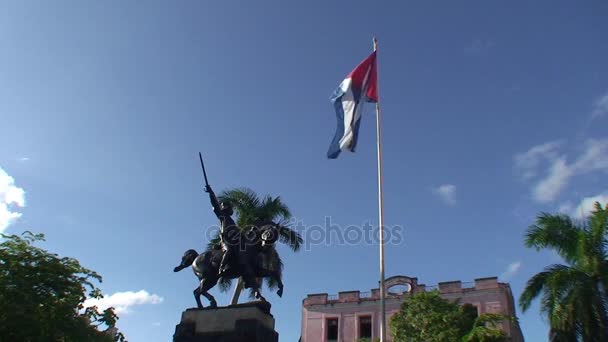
[230,278,244,305]
[373,36,387,342]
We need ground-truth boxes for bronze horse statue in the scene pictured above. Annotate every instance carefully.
[173,223,284,308]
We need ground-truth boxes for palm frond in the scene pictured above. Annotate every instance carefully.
[265,246,284,272]
[219,188,261,227]
[549,328,577,342]
[219,188,260,208]
[277,224,303,252]
[258,196,292,222]
[520,269,552,312]
[554,281,587,339]
[206,232,221,251]
[264,248,284,290]
[218,277,233,292]
[577,229,605,272]
[525,213,581,263]
[537,264,601,339]
[523,205,608,341]
[588,202,608,254]
[520,264,578,310]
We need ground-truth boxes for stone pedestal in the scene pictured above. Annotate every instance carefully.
[173,301,278,342]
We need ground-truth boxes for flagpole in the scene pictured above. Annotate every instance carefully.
[373,36,387,342]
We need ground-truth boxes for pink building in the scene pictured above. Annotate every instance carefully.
[301,275,524,342]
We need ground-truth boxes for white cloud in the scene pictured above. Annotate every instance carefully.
[17,157,30,162]
[514,141,562,180]
[592,92,608,118]
[562,192,608,219]
[500,261,522,281]
[433,184,456,205]
[571,139,608,173]
[83,290,163,314]
[533,158,573,203]
[516,138,608,203]
[0,167,26,233]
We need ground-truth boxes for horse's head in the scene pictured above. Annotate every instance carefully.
[173,249,198,272]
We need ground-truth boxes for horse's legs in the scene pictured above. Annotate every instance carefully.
[243,275,266,302]
[193,285,203,309]
[200,277,218,309]
[243,275,260,299]
[255,268,284,298]
[254,288,267,302]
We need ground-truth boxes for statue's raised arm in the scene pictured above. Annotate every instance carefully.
[204,185,222,217]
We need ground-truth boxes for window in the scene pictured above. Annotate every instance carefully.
[462,303,479,319]
[387,283,411,295]
[326,318,338,341]
[359,316,372,339]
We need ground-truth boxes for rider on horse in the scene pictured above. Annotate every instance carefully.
[205,184,240,277]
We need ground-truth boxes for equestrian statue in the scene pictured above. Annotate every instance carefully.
[173,154,284,309]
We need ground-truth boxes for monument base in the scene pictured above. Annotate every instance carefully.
[173,301,279,342]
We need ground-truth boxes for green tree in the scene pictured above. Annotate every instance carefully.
[390,290,508,342]
[207,187,302,301]
[462,313,511,342]
[0,231,126,342]
[519,202,608,341]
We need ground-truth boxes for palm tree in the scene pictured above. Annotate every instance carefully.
[205,187,302,303]
[519,202,608,341]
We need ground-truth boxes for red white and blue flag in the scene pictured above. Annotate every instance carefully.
[327,51,378,159]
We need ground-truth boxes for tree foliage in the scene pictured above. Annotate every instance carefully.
[462,313,511,342]
[520,202,608,341]
[390,290,508,342]
[0,231,126,341]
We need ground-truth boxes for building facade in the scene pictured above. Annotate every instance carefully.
[301,275,524,342]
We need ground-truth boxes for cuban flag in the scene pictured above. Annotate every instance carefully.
[327,51,378,159]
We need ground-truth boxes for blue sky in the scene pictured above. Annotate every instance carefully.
[1,1,607,341]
